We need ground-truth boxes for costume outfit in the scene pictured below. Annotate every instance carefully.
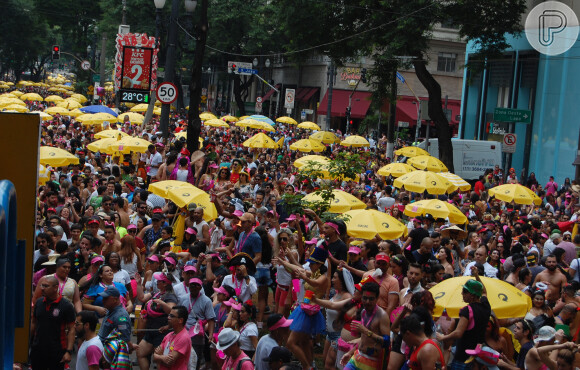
[288,269,326,335]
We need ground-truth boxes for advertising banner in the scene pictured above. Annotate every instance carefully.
[121,46,153,91]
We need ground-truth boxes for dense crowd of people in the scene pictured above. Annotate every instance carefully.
[17,86,580,370]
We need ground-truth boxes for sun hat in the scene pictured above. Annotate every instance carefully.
[216,328,240,351]
[534,326,556,344]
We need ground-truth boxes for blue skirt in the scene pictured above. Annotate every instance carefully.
[289,304,326,335]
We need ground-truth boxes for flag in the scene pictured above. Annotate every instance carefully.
[396,72,405,83]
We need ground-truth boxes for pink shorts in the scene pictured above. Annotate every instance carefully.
[275,284,291,307]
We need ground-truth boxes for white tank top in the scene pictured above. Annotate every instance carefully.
[120,254,138,278]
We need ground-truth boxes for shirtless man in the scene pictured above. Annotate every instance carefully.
[362,253,399,315]
[102,223,121,255]
[113,198,130,228]
[185,205,210,245]
[524,326,558,370]
[533,255,567,306]
[341,282,390,370]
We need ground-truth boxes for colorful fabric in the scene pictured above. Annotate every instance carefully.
[103,330,131,369]
[344,350,379,370]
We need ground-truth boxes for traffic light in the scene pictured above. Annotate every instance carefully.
[360,68,367,83]
[52,45,60,60]
[229,63,236,74]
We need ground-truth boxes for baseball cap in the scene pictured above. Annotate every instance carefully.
[98,285,121,298]
[185,227,197,235]
[263,347,292,363]
[375,253,390,263]
[153,272,171,284]
[534,326,556,344]
[462,279,483,297]
[188,277,203,286]
[550,233,561,240]
[214,286,230,298]
[91,255,105,264]
[187,203,197,211]
[348,246,361,254]
[184,265,197,273]
[267,315,293,331]
[465,344,500,370]
[147,255,160,263]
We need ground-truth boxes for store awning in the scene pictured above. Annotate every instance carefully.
[301,87,319,102]
[262,84,281,101]
[317,89,372,119]
[391,97,461,127]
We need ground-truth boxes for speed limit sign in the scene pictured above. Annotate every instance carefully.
[156,82,178,104]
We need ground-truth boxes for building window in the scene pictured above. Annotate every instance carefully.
[437,53,456,72]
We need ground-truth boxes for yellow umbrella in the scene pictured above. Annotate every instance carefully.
[39,146,79,167]
[276,137,284,149]
[293,155,330,168]
[393,171,457,195]
[242,133,277,149]
[67,109,85,117]
[110,137,152,153]
[77,113,117,124]
[303,189,366,213]
[149,180,193,198]
[297,121,320,130]
[276,116,297,125]
[343,209,407,240]
[174,132,205,146]
[0,93,17,99]
[45,106,70,115]
[87,138,119,154]
[2,104,28,112]
[430,276,531,319]
[395,146,430,157]
[340,135,370,148]
[31,111,53,121]
[155,100,162,107]
[404,199,467,224]
[39,164,51,185]
[377,163,415,178]
[130,104,149,112]
[438,172,472,191]
[289,139,326,153]
[0,98,26,107]
[117,112,144,125]
[94,129,129,139]
[44,95,64,103]
[239,115,250,121]
[221,115,238,122]
[153,107,162,115]
[57,99,82,109]
[70,94,88,103]
[166,186,217,221]
[200,112,217,121]
[488,184,542,205]
[310,131,341,144]
[204,119,229,128]
[407,155,448,172]
[20,92,44,101]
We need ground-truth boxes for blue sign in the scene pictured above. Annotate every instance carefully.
[237,68,258,75]
[396,72,405,83]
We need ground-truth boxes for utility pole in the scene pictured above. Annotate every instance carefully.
[122,0,127,24]
[387,70,396,159]
[159,0,180,139]
[325,60,335,131]
[99,33,107,83]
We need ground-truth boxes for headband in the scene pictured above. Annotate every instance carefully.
[325,222,340,235]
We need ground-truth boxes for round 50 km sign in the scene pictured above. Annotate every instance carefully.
[156,82,178,104]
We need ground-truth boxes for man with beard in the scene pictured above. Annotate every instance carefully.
[533,254,567,306]
[75,311,104,370]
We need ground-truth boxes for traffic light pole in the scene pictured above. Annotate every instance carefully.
[345,68,366,135]
[59,51,98,74]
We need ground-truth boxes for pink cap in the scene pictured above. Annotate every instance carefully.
[348,246,361,254]
[541,233,549,239]
[286,215,298,221]
[185,227,197,235]
[164,256,176,266]
[213,286,230,298]
[153,272,171,284]
[184,265,197,273]
[232,210,244,218]
[188,277,203,286]
[268,316,293,331]
[209,163,219,169]
[127,224,137,230]
[91,255,105,264]
[147,255,160,263]
[304,238,318,245]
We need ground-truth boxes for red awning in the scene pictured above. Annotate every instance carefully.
[262,84,281,101]
[295,87,310,102]
[388,96,461,126]
[317,89,372,119]
[301,87,319,102]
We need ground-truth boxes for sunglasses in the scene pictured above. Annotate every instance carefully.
[278,237,288,242]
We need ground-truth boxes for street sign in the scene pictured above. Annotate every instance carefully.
[81,60,91,71]
[87,86,94,94]
[284,89,295,109]
[156,82,178,104]
[303,109,314,114]
[398,121,410,128]
[227,61,252,75]
[493,108,532,123]
[502,133,517,153]
[255,102,262,112]
[256,96,262,103]
[92,74,100,82]
[238,68,258,75]
[301,110,306,120]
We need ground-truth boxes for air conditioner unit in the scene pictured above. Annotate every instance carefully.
[118,25,130,35]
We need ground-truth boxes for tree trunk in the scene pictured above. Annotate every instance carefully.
[413,60,455,173]
[233,74,255,117]
[186,0,208,153]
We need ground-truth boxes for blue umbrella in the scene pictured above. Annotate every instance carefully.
[249,115,275,125]
[80,105,118,117]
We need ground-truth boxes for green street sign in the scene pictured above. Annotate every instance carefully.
[92,74,100,82]
[493,108,532,123]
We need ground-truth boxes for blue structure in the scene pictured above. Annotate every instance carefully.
[459,34,580,184]
[0,180,26,368]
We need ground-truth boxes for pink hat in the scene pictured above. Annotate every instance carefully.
[286,215,298,221]
[232,210,244,218]
[213,286,230,298]
[348,246,361,254]
[209,163,219,169]
[91,255,105,264]
[185,227,197,235]
[147,255,160,263]
[188,277,203,286]
[223,298,237,307]
[164,256,177,266]
[153,272,171,284]
[184,265,197,273]
[304,238,318,245]
[210,253,222,262]
[127,224,137,230]
[268,316,293,331]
